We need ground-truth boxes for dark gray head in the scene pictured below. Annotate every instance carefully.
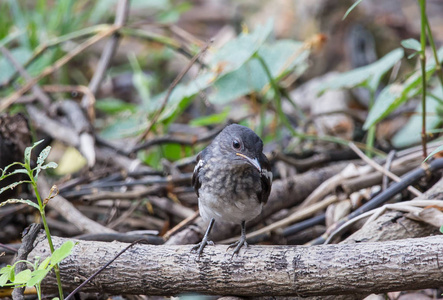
[193,123,272,204]
[208,124,265,171]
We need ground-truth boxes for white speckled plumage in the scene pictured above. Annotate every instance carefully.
[197,158,264,224]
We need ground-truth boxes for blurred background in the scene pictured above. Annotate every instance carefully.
[2,0,443,297]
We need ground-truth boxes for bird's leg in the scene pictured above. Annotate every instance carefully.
[192,218,215,256]
[228,220,248,255]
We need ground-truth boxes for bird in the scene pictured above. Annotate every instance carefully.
[191,124,272,256]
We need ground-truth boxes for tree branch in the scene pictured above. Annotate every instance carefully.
[30,234,443,297]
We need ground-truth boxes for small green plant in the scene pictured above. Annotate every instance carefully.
[0,241,76,300]
[318,48,404,157]
[0,140,68,299]
[341,0,443,159]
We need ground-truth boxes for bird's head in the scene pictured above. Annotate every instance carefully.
[212,124,265,172]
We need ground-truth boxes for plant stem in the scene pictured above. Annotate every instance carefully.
[30,175,64,300]
[258,100,266,138]
[37,284,42,300]
[254,52,298,136]
[279,87,307,122]
[255,52,386,158]
[366,89,376,158]
[424,14,443,94]
[419,0,428,158]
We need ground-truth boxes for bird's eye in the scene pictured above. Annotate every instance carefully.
[232,139,241,150]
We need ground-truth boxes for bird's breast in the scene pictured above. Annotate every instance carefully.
[197,158,262,223]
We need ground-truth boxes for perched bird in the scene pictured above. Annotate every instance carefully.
[192,124,272,255]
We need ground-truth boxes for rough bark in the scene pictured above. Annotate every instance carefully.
[12,223,41,300]
[29,234,443,297]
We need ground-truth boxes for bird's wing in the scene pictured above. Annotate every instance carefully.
[192,152,203,197]
[258,154,272,205]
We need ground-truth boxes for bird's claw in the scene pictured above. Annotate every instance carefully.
[227,238,248,256]
[191,239,214,257]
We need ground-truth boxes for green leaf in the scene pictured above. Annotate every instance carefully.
[88,0,118,24]
[36,146,51,167]
[368,48,404,91]
[424,145,443,162]
[343,0,364,20]
[37,257,51,270]
[129,53,153,112]
[189,107,231,126]
[0,265,14,286]
[50,241,75,266]
[155,72,215,121]
[8,265,15,282]
[98,112,148,140]
[363,48,443,129]
[0,168,28,181]
[209,59,266,104]
[24,140,44,167]
[440,225,443,234]
[318,48,404,94]
[0,31,24,48]
[40,162,58,170]
[24,146,32,168]
[256,40,309,80]
[428,47,443,66]
[0,265,12,275]
[407,52,419,59]
[401,38,422,52]
[13,269,31,284]
[149,30,309,124]
[161,144,193,162]
[210,19,274,75]
[363,84,406,130]
[392,91,442,148]
[26,269,50,287]
[209,40,309,104]
[1,162,26,178]
[0,272,9,286]
[95,98,137,114]
[35,161,58,179]
[0,47,32,83]
[0,198,39,210]
[0,180,31,196]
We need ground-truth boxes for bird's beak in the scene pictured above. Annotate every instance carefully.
[236,153,261,172]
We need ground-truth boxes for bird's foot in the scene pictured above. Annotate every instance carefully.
[191,238,214,257]
[227,236,248,256]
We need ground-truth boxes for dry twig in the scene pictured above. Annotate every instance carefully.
[0,25,119,112]
[38,176,116,234]
[81,0,130,116]
[136,40,212,142]
[0,46,51,107]
[348,143,422,197]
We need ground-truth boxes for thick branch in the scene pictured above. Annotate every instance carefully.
[30,234,443,297]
